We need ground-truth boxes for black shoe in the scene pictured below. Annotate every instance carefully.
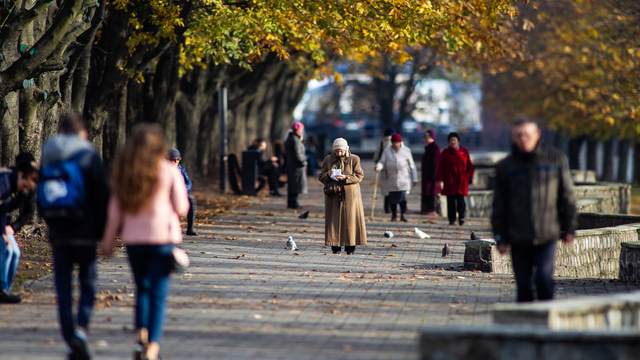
[332,251,341,254]
[459,219,465,226]
[186,229,199,236]
[270,191,283,197]
[346,251,354,255]
[278,181,287,188]
[400,215,408,222]
[68,334,91,360]
[0,289,22,303]
[449,221,455,226]
[133,343,145,360]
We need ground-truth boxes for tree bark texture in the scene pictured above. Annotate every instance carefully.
[602,138,616,182]
[618,139,633,183]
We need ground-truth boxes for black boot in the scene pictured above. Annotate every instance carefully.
[0,289,22,303]
[187,196,198,236]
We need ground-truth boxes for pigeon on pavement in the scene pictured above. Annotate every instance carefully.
[383,230,394,239]
[442,243,451,258]
[286,236,298,251]
[414,227,431,239]
[298,211,310,219]
[470,231,481,240]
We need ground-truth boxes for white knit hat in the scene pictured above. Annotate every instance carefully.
[333,138,349,151]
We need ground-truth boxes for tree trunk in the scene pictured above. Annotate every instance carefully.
[586,138,598,172]
[618,139,632,183]
[375,56,397,131]
[18,86,42,157]
[602,138,616,182]
[1,93,20,166]
[568,136,584,170]
[634,142,640,184]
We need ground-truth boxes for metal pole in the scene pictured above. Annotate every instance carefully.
[218,85,228,193]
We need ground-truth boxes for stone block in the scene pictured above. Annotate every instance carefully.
[493,291,640,331]
[619,242,640,282]
[420,326,640,360]
[463,240,511,273]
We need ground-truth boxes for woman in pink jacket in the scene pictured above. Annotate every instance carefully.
[102,124,189,360]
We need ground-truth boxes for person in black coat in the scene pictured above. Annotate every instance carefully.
[421,129,441,215]
[492,117,576,303]
[285,122,308,209]
[248,138,283,197]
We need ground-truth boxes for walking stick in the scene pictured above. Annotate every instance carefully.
[371,171,379,221]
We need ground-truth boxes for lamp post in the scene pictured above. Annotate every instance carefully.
[218,84,228,193]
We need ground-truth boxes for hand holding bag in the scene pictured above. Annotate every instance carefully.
[323,181,343,196]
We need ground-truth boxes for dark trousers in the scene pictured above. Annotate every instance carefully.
[287,194,299,208]
[383,196,390,213]
[187,195,197,231]
[421,195,438,213]
[446,194,466,224]
[260,164,280,191]
[390,202,407,218]
[127,244,173,343]
[510,241,557,302]
[52,245,97,345]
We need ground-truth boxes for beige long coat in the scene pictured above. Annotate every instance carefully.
[319,153,368,247]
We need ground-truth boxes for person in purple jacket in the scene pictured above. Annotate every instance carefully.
[168,149,198,235]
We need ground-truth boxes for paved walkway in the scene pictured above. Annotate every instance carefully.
[1,160,638,360]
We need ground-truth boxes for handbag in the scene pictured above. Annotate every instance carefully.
[170,247,190,272]
[323,181,342,196]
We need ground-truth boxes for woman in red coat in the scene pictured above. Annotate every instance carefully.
[421,129,441,215]
[435,132,474,225]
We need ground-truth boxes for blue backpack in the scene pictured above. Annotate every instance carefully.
[37,151,90,226]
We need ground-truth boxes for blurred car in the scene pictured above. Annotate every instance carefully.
[401,120,424,144]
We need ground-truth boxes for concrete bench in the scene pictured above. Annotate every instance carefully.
[620,242,640,282]
[420,325,640,360]
[493,291,640,331]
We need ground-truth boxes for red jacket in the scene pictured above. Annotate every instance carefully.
[435,146,474,196]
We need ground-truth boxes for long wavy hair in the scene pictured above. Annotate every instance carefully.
[112,124,167,213]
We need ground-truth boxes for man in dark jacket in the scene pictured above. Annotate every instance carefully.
[285,122,308,209]
[492,117,576,303]
[168,148,198,235]
[41,114,110,360]
[0,153,38,304]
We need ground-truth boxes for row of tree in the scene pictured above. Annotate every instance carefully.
[483,0,640,180]
[0,0,527,175]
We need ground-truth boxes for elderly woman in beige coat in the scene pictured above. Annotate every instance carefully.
[319,138,367,255]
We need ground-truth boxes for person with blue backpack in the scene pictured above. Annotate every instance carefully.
[0,153,39,304]
[40,114,110,360]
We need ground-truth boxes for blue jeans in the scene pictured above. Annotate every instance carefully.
[0,233,21,291]
[510,241,557,302]
[127,244,173,344]
[53,245,97,344]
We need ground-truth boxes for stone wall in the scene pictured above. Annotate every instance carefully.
[465,183,631,218]
[578,213,640,230]
[619,242,640,282]
[420,326,640,360]
[464,224,640,279]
